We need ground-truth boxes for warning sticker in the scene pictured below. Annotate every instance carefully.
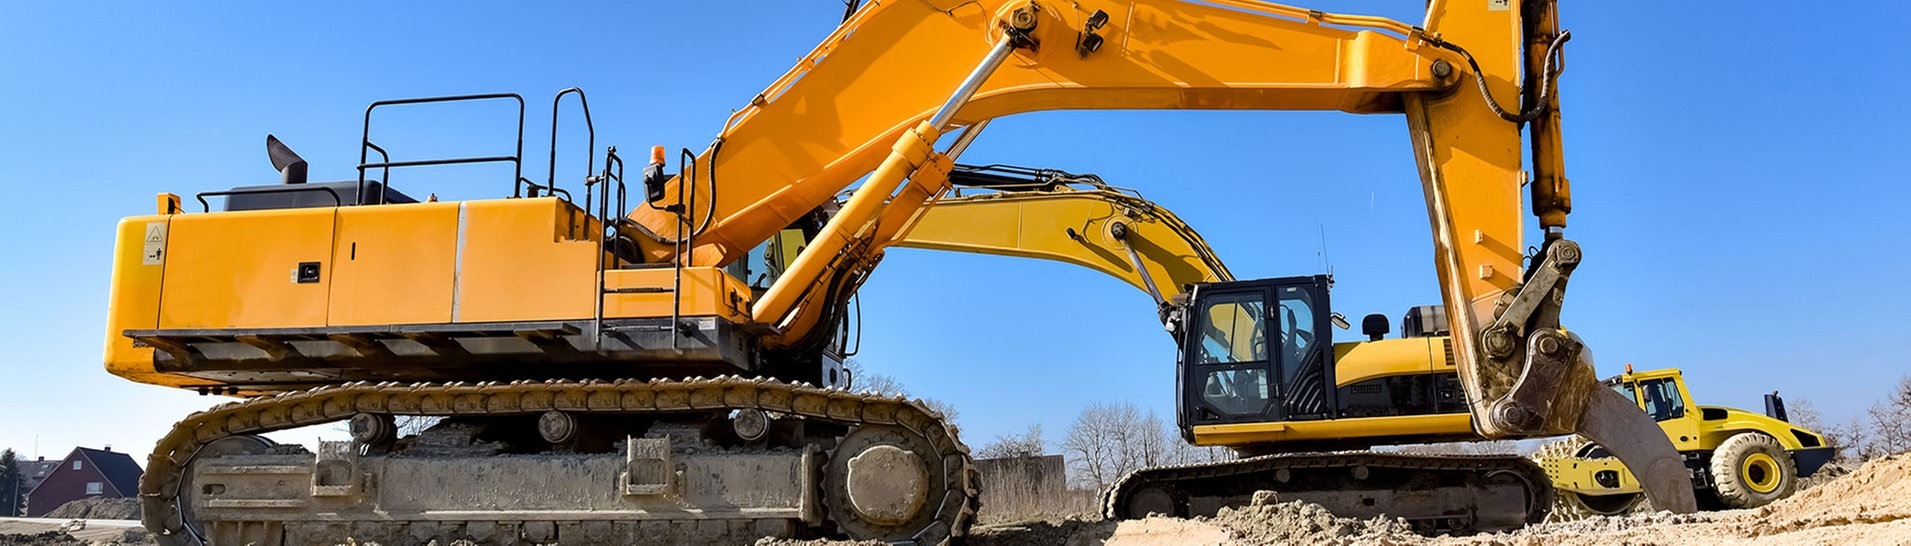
[1487,0,1512,11]
[142,222,167,266]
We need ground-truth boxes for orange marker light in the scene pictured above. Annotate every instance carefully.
[1625,363,1633,374]
[650,145,667,165]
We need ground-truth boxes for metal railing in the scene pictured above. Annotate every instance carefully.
[590,146,698,351]
[355,93,527,205]
[549,87,595,204]
[194,186,343,212]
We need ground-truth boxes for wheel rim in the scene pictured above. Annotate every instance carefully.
[1742,452,1781,493]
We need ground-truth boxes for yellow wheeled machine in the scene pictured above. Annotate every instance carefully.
[1535,367,1835,519]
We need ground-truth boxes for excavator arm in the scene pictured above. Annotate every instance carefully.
[626,0,1692,512]
[894,164,1232,314]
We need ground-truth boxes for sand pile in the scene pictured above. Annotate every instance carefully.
[0,532,83,546]
[42,498,141,520]
[1440,453,1911,545]
[1211,492,1421,545]
[1736,453,1911,537]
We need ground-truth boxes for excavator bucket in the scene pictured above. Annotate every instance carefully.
[1549,342,1698,514]
[1572,382,1699,513]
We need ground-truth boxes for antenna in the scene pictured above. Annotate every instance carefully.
[1316,222,1334,282]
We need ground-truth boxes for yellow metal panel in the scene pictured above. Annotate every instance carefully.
[628,0,1444,266]
[1192,413,1473,446]
[103,216,210,387]
[1402,3,1526,436]
[1331,337,1440,388]
[1695,408,1815,452]
[896,189,1231,301]
[329,202,460,326]
[1542,456,1642,496]
[159,207,336,329]
[768,229,807,278]
[602,267,751,324]
[454,198,599,323]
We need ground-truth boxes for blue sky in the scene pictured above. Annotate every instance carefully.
[2,2,1908,459]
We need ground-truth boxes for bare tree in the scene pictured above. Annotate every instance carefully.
[1823,416,1878,463]
[843,358,960,426]
[1786,397,1873,463]
[1161,421,1234,465]
[1868,376,1911,457]
[1131,410,1170,469]
[845,358,905,396]
[1788,397,1825,430]
[921,398,962,424]
[1389,439,1522,456]
[1062,402,1212,489]
[979,425,1045,459]
[1061,402,1128,488]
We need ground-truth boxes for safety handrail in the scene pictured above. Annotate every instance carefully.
[549,88,595,201]
[195,186,342,212]
[591,147,631,349]
[356,93,526,205]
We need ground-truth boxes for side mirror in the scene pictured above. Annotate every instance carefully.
[1361,313,1389,341]
[642,145,668,203]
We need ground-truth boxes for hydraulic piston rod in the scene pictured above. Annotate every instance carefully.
[753,35,1022,326]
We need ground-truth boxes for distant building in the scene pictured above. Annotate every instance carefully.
[19,457,59,492]
[24,447,143,517]
[6,456,60,516]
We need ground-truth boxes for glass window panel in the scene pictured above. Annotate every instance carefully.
[1196,293,1267,364]
[1202,368,1270,415]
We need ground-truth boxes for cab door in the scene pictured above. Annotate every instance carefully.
[1636,376,1703,450]
[1182,286,1281,425]
[1178,277,1335,426]
[1271,280,1334,420]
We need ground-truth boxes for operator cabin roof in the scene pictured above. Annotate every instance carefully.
[23,447,143,517]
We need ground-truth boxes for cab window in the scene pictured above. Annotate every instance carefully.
[1203,369,1269,415]
[1195,293,1266,364]
[1610,381,1638,404]
[1275,286,1317,387]
[1639,378,1686,421]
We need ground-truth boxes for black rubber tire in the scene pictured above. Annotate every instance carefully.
[1708,433,1796,509]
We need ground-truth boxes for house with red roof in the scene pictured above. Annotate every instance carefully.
[24,447,143,517]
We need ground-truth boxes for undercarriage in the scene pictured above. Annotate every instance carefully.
[1103,451,1551,534]
[141,378,976,545]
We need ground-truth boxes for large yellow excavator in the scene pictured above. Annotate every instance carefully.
[103,1,1696,544]
[899,166,1638,529]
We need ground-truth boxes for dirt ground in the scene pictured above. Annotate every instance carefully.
[0,521,148,546]
[9,454,1907,545]
[948,453,1911,546]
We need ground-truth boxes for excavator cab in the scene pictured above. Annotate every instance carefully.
[1173,278,1480,454]
[1178,276,1335,428]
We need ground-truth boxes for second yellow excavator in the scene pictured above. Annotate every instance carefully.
[898,165,1588,531]
[102,1,1696,543]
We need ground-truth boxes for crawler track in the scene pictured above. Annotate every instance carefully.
[140,377,977,545]
[1104,450,1553,534]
